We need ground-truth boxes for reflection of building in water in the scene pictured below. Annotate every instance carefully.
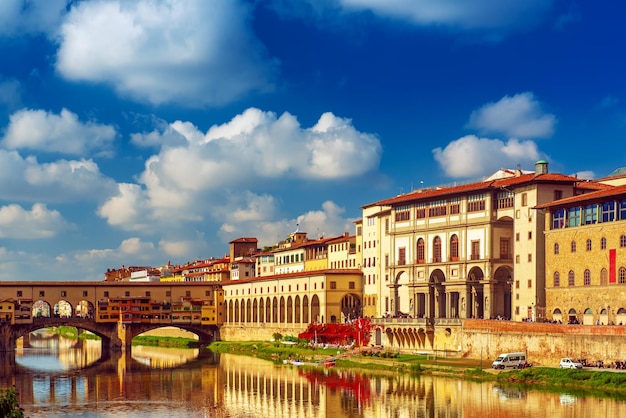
[131,345,199,368]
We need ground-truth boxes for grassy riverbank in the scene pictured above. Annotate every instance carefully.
[132,335,200,348]
[208,341,626,399]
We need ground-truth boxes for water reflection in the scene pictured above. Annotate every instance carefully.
[1,338,626,417]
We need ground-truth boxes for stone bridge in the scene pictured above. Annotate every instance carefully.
[0,316,219,351]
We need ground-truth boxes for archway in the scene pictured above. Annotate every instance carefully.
[467,267,484,319]
[553,308,562,323]
[583,308,593,325]
[76,300,95,319]
[340,294,362,322]
[492,266,513,320]
[302,295,309,324]
[392,270,410,316]
[568,308,578,324]
[310,295,320,323]
[54,300,73,318]
[428,269,446,319]
[294,296,301,324]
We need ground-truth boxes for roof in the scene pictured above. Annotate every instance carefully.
[229,237,258,244]
[369,172,579,207]
[535,183,626,209]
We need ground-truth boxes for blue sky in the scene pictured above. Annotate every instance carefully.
[0,0,624,281]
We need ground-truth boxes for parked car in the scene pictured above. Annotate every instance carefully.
[492,352,527,369]
[560,358,583,369]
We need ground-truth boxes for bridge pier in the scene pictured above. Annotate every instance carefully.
[0,323,16,352]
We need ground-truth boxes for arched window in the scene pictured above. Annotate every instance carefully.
[571,241,577,253]
[450,234,459,261]
[553,271,560,287]
[584,269,591,286]
[568,270,575,286]
[433,236,442,263]
[554,243,559,255]
[601,268,608,286]
[586,239,592,251]
[417,238,425,263]
[601,237,607,249]
[620,267,626,284]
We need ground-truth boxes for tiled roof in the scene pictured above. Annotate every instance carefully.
[535,184,626,209]
[370,172,579,207]
[229,237,258,243]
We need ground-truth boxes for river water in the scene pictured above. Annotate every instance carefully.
[1,335,626,417]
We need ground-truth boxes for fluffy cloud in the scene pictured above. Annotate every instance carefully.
[55,0,277,107]
[0,203,71,239]
[2,108,116,155]
[0,150,117,203]
[219,200,354,249]
[433,135,541,178]
[101,108,381,230]
[467,92,556,139]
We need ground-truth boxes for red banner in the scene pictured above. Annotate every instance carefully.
[610,249,616,283]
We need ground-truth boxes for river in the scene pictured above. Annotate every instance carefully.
[1,335,625,417]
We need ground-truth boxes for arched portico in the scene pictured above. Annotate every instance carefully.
[428,269,446,319]
[467,267,484,319]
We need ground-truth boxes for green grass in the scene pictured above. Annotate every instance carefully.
[50,326,101,341]
[208,341,345,363]
[132,335,199,348]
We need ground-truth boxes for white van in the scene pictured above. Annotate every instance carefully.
[491,352,527,369]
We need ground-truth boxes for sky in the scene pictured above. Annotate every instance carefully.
[0,0,625,282]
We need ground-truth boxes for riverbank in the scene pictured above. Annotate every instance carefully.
[208,341,626,399]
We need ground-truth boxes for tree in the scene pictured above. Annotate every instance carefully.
[0,387,24,418]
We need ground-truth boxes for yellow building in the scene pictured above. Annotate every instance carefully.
[538,183,626,325]
[364,161,580,321]
[0,299,14,323]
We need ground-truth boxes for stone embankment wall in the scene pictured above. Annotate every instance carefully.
[462,319,626,366]
[219,324,307,342]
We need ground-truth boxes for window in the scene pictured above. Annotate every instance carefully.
[471,240,480,260]
[497,190,514,209]
[586,239,592,251]
[554,243,559,254]
[568,270,575,286]
[528,279,532,288]
[83,291,88,297]
[553,272,560,287]
[450,235,459,261]
[621,235,626,248]
[385,254,389,267]
[61,291,67,297]
[104,291,109,298]
[521,193,528,206]
[602,201,616,222]
[449,197,461,214]
[433,237,442,262]
[516,255,520,263]
[500,239,510,259]
[385,219,389,233]
[416,202,427,219]
[601,237,607,249]
[620,199,626,220]
[398,247,406,265]
[395,205,410,222]
[552,209,565,229]
[620,268,626,285]
[125,291,130,297]
[584,204,597,225]
[527,254,532,262]
[17,291,22,297]
[584,269,591,286]
[467,194,486,212]
[554,190,563,200]
[601,268,608,286]
[39,291,45,297]
[528,231,532,240]
[429,200,447,217]
[416,239,425,263]
[516,233,520,242]
[330,281,337,289]
[166,291,171,297]
[367,217,376,226]
[516,280,520,289]
[568,207,581,227]
[349,281,355,289]
[571,241,577,253]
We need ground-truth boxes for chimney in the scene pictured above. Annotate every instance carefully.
[535,160,548,176]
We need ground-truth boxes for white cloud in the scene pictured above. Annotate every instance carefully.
[433,135,541,178]
[0,203,71,239]
[0,0,68,36]
[2,108,116,155]
[158,239,199,258]
[99,108,381,230]
[55,0,277,107]
[0,150,117,203]
[467,92,556,139]
[219,200,355,250]
[574,171,595,180]
[119,237,155,255]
